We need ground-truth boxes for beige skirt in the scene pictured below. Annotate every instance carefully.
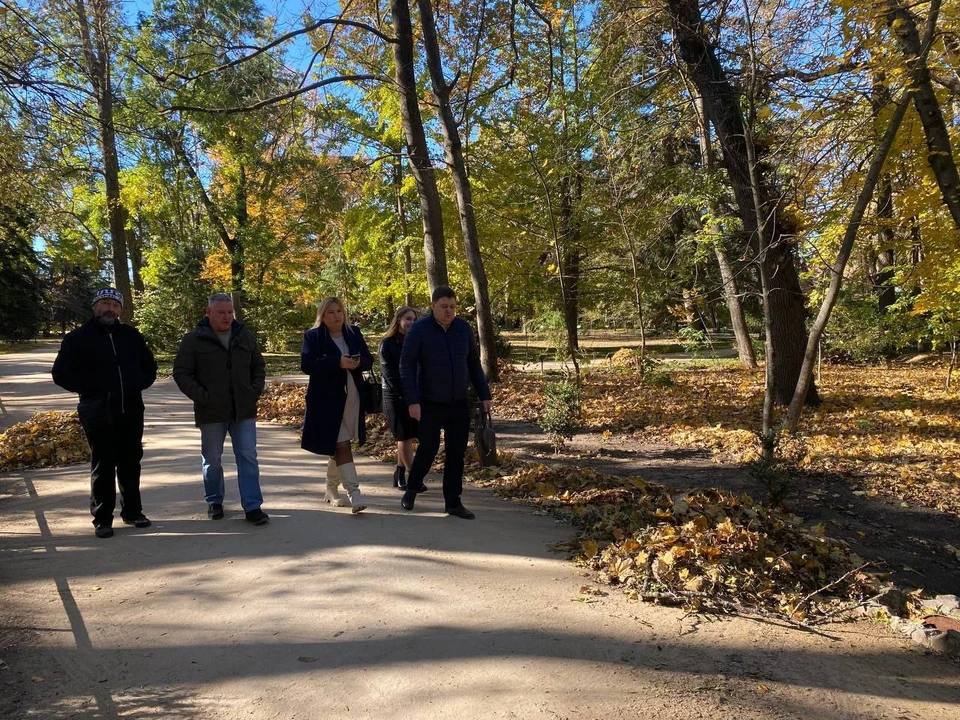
[337,373,360,443]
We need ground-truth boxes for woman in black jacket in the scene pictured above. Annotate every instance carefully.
[300,297,373,513]
[379,306,421,490]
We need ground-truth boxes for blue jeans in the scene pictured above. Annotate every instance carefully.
[199,418,263,512]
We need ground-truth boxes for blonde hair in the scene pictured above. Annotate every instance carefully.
[384,306,418,340]
[312,297,350,330]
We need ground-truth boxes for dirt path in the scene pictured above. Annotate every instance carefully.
[1,347,958,719]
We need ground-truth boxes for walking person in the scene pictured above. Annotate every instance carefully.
[300,297,374,513]
[52,287,157,538]
[173,293,269,525]
[399,286,492,519]
[379,306,423,492]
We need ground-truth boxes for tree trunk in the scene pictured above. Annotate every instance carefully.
[666,0,815,404]
[130,216,145,295]
[416,0,498,381]
[559,172,582,356]
[166,133,239,283]
[390,0,447,292]
[692,94,757,369]
[885,0,960,230]
[75,0,133,320]
[715,247,758,369]
[232,156,248,317]
[873,80,897,313]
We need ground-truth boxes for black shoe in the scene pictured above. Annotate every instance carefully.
[417,482,428,492]
[94,522,114,539]
[445,505,475,520]
[400,490,416,511]
[245,508,269,525]
[122,514,151,528]
[393,466,405,489]
[207,503,224,520]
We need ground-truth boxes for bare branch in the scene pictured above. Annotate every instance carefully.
[161,74,390,115]
[166,19,398,84]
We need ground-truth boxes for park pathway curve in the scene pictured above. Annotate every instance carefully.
[1,346,958,719]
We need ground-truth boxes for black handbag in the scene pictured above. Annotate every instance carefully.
[474,405,498,467]
[361,370,383,414]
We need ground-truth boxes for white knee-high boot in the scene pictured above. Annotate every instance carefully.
[338,462,366,513]
[324,457,348,507]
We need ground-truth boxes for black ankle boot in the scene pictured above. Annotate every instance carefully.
[395,465,407,490]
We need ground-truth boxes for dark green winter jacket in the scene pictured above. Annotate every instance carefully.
[173,318,265,426]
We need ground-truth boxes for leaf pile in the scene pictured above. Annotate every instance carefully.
[493,364,960,516]
[0,411,89,471]
[491,462,876,620]
[257,381,306,426]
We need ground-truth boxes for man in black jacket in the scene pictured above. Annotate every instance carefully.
[399,286,492,519]
[173,293,268,525]
[52,287,157,538]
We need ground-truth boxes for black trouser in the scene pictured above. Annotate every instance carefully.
[407,399,470,509]
[82,410,145,526]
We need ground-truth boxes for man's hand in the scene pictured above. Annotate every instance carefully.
[481,400,492,413]
[408,403,421,421]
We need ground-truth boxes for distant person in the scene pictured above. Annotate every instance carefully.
[379,306,423,492]
[300,297,374,513]
[52,287,157,538]
[173,293,269,525]
[399,286,491,519]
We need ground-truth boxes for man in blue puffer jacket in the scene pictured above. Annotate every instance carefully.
[399,286,492,519]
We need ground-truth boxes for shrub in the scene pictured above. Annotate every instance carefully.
[677,326,709,357]
[539,381,582,453]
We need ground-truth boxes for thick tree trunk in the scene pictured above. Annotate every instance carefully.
[390,0,447,292]
[885,0,960,230]
[417,0,498,381]
[666,0,815,404]
[75,0,133,320]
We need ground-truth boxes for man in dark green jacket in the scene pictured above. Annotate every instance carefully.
[173,293,268,525]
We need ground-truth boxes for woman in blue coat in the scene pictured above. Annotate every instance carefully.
[300,297,373,513]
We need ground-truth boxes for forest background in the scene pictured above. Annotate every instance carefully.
[3,0,960,433]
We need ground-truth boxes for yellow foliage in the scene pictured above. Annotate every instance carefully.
[0,411,89,471]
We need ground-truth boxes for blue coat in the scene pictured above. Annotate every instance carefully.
[400,314,491,406]
[300,325,373,456]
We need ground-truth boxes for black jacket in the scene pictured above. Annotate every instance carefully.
[51,319,157,414]
[379,335,405,399]
[172,318,266,426]
[399,314,491,406]
[300,325,373,455]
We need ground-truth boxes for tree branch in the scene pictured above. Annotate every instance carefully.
[161,74,390,115]
[164,19,398,84]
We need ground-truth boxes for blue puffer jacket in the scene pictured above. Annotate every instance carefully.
[399,314,491,406]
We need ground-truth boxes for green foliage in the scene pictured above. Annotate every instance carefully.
[44,264,102,332]
[245,298,314,353]
[135,245,211,352]
[540,381,582,453]
[527,310,570,361]
[677,326,709,356]
[0,204,44,341]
